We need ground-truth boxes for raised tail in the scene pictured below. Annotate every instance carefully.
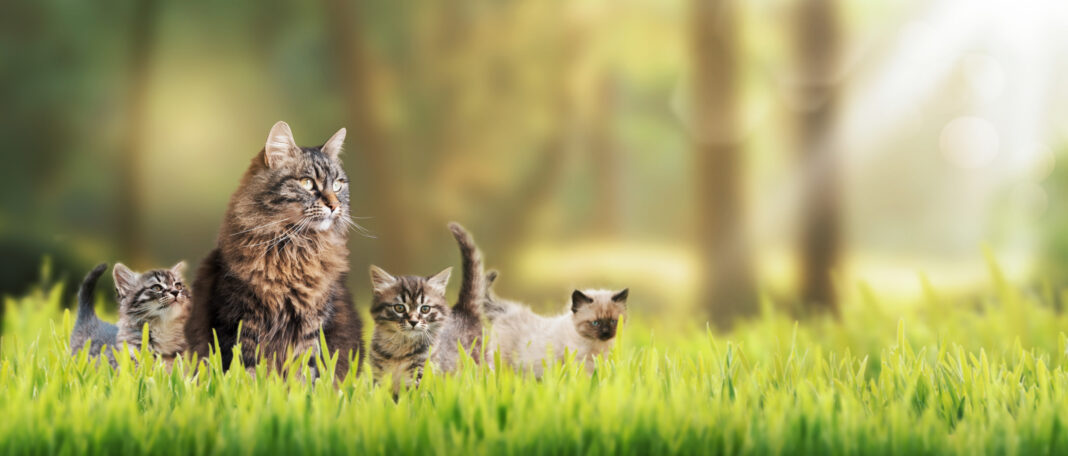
[75,263,108,327]
[448,222,485,318]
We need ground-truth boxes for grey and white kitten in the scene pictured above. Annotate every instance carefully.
[484,275,628,376]
[70,262,192,366]
[368,266,452,398]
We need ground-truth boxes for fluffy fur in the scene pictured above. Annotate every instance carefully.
[485,281,628,376]
[184,121,364,380]
[430,222,488,372]
[70,262,191,366]
[368,266,451,397]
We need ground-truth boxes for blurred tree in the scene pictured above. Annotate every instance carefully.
[795,0,841,315]
[324,0,413,271]
[590,73,623,236]
[691,0,756,327]
[116,0,161,267]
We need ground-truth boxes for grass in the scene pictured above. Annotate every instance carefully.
[4,262,1068,454]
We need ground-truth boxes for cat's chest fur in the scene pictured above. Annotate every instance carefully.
[222,234,347,337]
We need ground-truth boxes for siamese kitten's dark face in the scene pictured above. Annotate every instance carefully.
[369,266,451,336]
[571,289,628,341]
[113,262,189,322]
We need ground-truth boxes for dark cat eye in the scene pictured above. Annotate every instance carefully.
[419,305,431,314]
[175,282,183,290]
[393,304,405,314]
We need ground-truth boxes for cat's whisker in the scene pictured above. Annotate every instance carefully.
[229,217,296,237]
[342,217,377,239]
[250,217,312,264]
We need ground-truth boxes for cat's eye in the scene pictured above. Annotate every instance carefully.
[419,305,431,314]
[393,304,406,314]
[300,178,314,191]
[175,282,183,290]
[151,285,164,292]
[332,179,344,192]
[591,321,600,327]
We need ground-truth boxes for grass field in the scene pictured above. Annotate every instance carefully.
[4,263,1068,455]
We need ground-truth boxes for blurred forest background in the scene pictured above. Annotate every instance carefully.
[1,0,1067,328]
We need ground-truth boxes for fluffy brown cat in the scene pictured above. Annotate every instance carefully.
[184,121,364,379]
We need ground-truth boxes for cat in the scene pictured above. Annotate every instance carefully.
[368,266,451,398]
[484,275,628,376]
[431,222,488,371]
[70,262,191,366]
[367,222,488,397]
[184,121,364,380]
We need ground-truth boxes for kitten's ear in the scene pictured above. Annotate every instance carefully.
[486,270,499,287]
[113,263,140,299]
[427,267,452,293]
[170,261,186,278]
[264,121,300,168]
[369,265,397,295]
[322,127,346,160]
[571,290,593,313]
[611,288,629,303]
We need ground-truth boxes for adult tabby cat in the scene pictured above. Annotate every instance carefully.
[185,121,364,379]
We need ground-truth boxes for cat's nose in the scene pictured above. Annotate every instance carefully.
[170,290,180,298]
[407,320,418,328]
[323,193,341,212]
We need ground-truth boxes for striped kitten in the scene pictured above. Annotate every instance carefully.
[485,277,628,376]
[368,266,451,398]
[70,262,191,366]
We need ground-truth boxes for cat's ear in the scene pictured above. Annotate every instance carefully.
[369,265,397,295]
[170,261,186,278]
[571,290,593,313]
[611,288,629,303]
[427,267,452,293]
[486,270,499,287]
[322,127,346,160]
[113,263,140,299]
[264,121,300,168]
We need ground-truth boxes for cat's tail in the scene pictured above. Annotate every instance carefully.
[482,269,508,318]
[449,222,486,318]
[75,263,108,327]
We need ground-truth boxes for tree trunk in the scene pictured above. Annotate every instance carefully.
[323,0,412,271]
[116,0,160,267]
[691,0,756,327]
[795,0,841,315]
[590,73,623,236]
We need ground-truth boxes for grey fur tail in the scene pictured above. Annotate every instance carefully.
[75,263,107,327]
[449,222,485,318]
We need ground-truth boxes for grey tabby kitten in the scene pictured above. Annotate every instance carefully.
[368,266,451,398]
[367,223,489,398]
[70,262,191,366]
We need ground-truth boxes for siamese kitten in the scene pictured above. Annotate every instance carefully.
[70,262,191,366]
[368,266,451,398]
[485,278,628,376]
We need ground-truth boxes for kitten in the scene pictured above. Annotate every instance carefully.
[484,277,628,376]
[368,223,487,397]
[185,121,364,380]
[368,266,451,397]
[431,222,489,372]
[70,262,191,366]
